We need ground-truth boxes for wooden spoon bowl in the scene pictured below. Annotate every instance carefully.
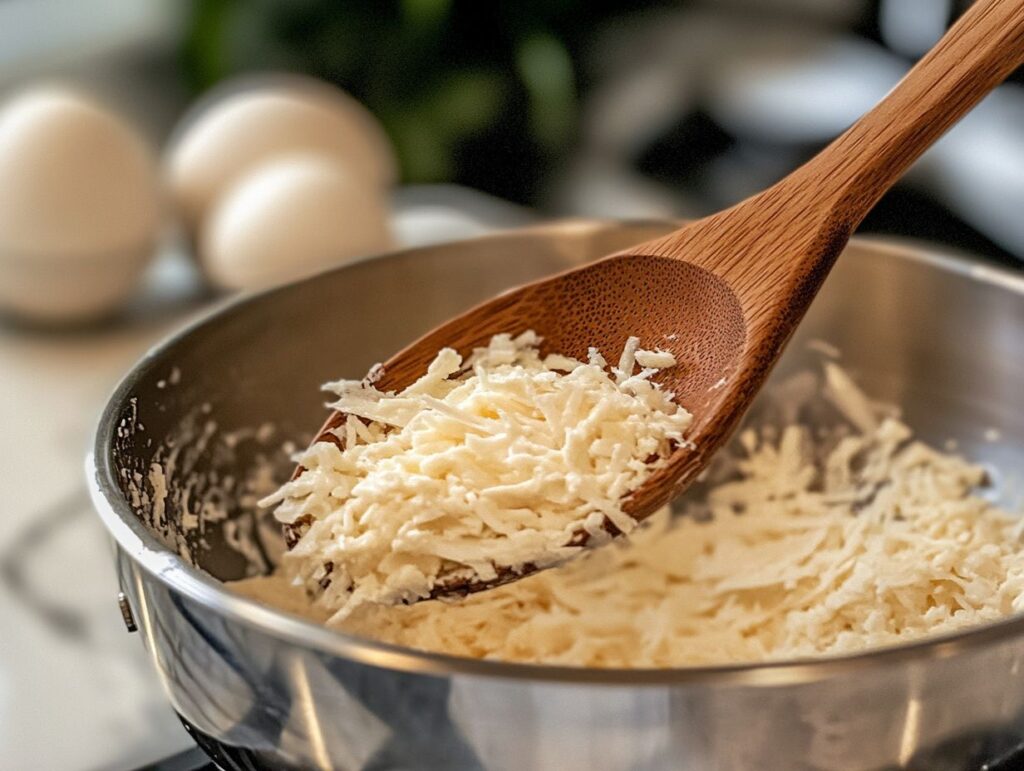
[359,252,750,514]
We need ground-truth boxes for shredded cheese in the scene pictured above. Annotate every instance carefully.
[233,359,1024,667]
[262,331,690,622]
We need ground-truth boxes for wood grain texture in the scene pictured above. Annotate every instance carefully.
[293,0,1024,598]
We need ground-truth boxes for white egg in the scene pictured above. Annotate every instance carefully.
[167,75,396,236]
[200,154,392,291]
[0,87,161,323]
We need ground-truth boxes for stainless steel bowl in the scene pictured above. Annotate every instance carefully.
[88,220,1024,771]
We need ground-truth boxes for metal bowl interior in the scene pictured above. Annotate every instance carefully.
[89,219,1024,678]
[87,220,1024,769]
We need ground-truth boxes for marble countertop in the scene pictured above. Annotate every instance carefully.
[0,187,531,771]
[0,300,198,771]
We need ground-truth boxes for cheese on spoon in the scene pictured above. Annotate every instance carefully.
[263,331,690,622]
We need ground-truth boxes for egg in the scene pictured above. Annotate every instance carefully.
[0,87,161,323]
[167,75,396,237]
[200,154,392,291]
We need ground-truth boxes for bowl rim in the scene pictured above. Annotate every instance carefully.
[87,219,1024,685]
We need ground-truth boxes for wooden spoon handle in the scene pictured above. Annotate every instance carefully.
[800,0,1024,227]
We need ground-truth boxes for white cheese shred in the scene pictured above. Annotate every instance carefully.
[262,331,690,622]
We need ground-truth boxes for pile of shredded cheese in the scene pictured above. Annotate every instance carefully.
[235,358,1024,667]
[262,331,690,622]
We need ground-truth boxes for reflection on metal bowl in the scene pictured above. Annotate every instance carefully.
[88,220,1024,771]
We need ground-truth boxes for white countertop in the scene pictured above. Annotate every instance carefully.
[0,299,196,771]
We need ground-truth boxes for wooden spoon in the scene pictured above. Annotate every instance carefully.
[290,0,1024,600]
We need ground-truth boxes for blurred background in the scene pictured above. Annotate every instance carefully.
[180,0,1024,259]
[1,1,1022,769]
[4,0,1024,262]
